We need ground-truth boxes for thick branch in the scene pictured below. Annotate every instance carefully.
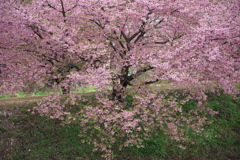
[121,31,129,43]
[128,30,141,43]
[145,79,159,85]
[118,40,125,49]
[134,30,146,43]
[128,65,154,81]
[121,29,143,44]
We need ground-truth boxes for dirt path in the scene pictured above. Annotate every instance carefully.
[0,92,97,109]
[0,95,46,108]
[0,95,46,104]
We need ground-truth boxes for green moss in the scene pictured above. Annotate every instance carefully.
[0,126,5,131]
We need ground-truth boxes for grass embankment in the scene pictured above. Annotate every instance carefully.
[0,91,239,160]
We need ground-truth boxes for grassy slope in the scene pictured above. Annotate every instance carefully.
[0,92,239,160]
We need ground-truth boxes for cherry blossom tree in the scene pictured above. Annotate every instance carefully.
[1,0,239,158]
[1,0,89,94]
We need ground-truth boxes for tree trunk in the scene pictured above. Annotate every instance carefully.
[61,85,70,94]
[111,77,128,101]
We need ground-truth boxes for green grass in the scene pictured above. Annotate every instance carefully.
[5,120,93,159]
[14,92,27,97]
[0,93,10,99]
[31,90,49,96]
[1,92,239,160]
[72,85,99,94]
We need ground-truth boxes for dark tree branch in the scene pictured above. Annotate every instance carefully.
[109,42,117,52]
[46,1,57,10]
[120,31,128,43]
[29,26,43,39]
[155,33,185,44]
[128,30,141,43]
[144,79,159,85]
[134,30,146,43]
[128,65,154,81]
[153,18,164,28]
[67,0,79,12]
[60,0,66,17]
[91,20,104,29]
[118,40,125,49]
[155,40,169,44]
[121,29,144,44]
[173,33,185,40]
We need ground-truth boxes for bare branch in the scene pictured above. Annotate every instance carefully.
[144,79,159,85]
[28,25,43,39]
[46,0,57,10]
[128,65,154,81]
[60,0,66,17]
[155,33,184,44]
[155,40,169,44]
[121,31,129,43]
[128,30,141,42]
[109,42,117,52]
[134,30,146,43]
[67,0,79,11]
[91,19,104,29]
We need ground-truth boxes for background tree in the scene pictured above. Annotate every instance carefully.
[1,0,92,94]
[1,0,239,158]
